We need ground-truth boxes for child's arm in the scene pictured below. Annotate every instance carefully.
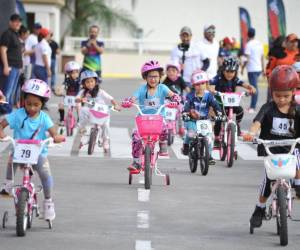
[241,82,256,94]
[111,99,121,111]
[0,119,8,139]
[243,121,261,141]
[0,90,6,102]
[48,126,65,143]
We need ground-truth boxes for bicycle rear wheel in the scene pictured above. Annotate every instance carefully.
[277,186,288,246]
[88,127,98,155]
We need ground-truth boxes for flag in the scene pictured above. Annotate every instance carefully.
[267,0,286,46]
[239,7,251,54]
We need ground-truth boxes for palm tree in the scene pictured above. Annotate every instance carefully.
[63,0,138,37]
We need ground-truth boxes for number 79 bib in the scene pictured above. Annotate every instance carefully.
[13,143,41,165]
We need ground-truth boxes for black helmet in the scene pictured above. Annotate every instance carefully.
[223,56,239,72]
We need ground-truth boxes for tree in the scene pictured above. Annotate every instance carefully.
[63,0,138,37]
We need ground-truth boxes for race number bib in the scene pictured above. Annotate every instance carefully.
[271,118,292,136]
[92,103,109,114]
[222,93,241,107]
[165,107,177,120]
[196,120,212,136]
[64,96,76,107]
[144,98,160,110]
[13,143,40,165]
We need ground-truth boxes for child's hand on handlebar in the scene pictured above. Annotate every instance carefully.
[243,133,254,142]
[121,98,134,108]
[53,134,66,143]
[248,85,256,95]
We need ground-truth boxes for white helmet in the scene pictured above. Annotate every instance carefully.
[64,61,81,73]
[166,61,181,72]
[191,69,209,85]
[22,79,51,100]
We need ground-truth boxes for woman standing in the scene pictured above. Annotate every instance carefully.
[33,28,51,83]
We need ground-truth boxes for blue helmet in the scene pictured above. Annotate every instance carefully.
[80,70,99,84]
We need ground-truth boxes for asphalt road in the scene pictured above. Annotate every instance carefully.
[0,77,300,250]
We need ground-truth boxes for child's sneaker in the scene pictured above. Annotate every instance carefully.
[158,142,168,156]
[43,199,56,221]
[127,161,141,171]
[103,139,110,153]
[0,180,13,195]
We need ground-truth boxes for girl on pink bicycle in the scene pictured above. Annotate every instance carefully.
[0,79,65,221]
[123,60,180,171]
[76,70,120,152]
[57,61,81,125]
[210,56,256,145]
[243,65,300,229]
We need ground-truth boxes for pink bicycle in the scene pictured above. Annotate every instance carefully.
[0,137,60,236]
[123,103,177,189]
[63,95,77,136]
[215,91,248,167]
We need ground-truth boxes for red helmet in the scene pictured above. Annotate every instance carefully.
[269,65,299,91]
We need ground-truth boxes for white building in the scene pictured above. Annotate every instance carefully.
[23,0,65,42]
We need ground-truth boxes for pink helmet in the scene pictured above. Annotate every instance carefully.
[22,79,51,101]
[64,61,81,73]
[166,61,181,72]
[191,70,209,85]
[141,60,164,78]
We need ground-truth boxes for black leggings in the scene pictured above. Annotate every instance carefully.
[214,106,244,136]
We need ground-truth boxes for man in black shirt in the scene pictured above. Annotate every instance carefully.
[49,32,60,92]
[0,14,23,114]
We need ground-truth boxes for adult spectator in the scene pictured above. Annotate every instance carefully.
[198,25,219,79]
[265,33,299,101]
[81,25,104,77]
[33,28,51,83]
[26,22,42,78]
[0,14,23,114]
[241,28,265,113]
[266,33,299,76]
[171,26,209,85]
[217,37,235,68]
[49,32,60,92]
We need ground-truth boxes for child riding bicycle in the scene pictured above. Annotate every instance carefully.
[76,70,120,152]
[58,61,81,125]
[0,79,65,221]
[122,60,180,171]
[181,69,222,165]
[243,65,300,229]
[210,56,256,145]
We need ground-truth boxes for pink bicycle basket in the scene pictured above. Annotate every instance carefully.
[136,115,163,136]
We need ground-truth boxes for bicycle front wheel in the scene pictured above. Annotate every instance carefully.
[16,188,29,237]
[277,185,288,246]
[144,145,152,190]
[88,127,98,155]
[226,123,235,168]
[200,138,209,176]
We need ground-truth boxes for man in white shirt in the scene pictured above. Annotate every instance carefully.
[198,25,219,79]
[241,27,265,113]
[171,26,209,85]
[26,23,41,78]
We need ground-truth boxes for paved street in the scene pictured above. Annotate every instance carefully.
[1,78,300,250]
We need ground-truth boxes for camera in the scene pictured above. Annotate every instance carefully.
[178,43,190,52]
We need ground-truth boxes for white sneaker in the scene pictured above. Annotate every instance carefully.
[43,199,56,221]
[248,108,256,114]
[0,180,14,195]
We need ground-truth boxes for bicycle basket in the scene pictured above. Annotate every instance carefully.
[136,115,163,136]
[264,154,297,180]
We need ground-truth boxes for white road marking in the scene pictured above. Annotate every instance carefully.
[138,176,145,184]
[137,210,150,229]
[171,136,187,160]
[110,127,132,158]
[135,240,152,250]
[137,188,150,202]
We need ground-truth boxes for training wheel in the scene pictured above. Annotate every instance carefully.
[47,220,53,229]
[2,211,8,229]
[249,225,254,234]
[234,151,238,160]
[165,174,170,186]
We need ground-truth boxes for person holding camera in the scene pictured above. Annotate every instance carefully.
[171,26,210,86]
[81,25,104,78]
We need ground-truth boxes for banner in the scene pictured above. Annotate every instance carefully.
[267,0,286,46]
[239,7,251,54]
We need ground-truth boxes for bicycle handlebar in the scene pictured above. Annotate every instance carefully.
[0,136,59,149]
[128,103,177,115]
